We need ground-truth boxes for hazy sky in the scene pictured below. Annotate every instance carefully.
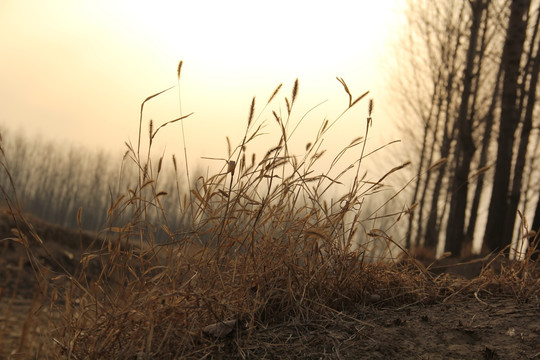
[0,0,405,173]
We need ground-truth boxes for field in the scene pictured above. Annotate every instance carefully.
[1,78,539,359]
[1,210,539,359]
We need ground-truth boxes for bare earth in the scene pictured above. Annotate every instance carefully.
[241,297,540,360]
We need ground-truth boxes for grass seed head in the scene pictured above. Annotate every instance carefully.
[291,78,299,104]
[177,60,183,79]
[248,97,255,127]
[267,83,282,104]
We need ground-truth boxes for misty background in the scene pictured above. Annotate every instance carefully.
[1,0,540,260]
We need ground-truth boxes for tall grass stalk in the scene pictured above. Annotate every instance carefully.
[176,60,194,224]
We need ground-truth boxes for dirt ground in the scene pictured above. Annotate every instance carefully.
[1,209,539,359]
[230,296,540,360]
[1,293,539,359]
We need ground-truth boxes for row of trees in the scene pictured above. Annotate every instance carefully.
[0,129,189,233]
[395,0,540,257]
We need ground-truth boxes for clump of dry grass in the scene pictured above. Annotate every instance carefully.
[0,66,538,359]
[52,72,421,359]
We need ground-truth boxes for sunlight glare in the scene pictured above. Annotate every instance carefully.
[86,0,395,79]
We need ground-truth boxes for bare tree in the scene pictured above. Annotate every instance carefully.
[445,0,489,256]
[394,0,540,258]
[394,0,470,252]
[484,0,532,252]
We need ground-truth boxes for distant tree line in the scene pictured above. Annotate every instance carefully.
[0,128,189,234]
[394,0,540,257]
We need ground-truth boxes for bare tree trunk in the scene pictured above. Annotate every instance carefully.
[531,196,540,260]
[405,89,438,250]
[445,0,487,257]
[413,77,444,249]
[403,1,453,251]
[423,1,467,251]
[465,66,503,244]
[504,18,540,252]
[425,123,455,249]
[484,0,531,252]
[465,5,500,244]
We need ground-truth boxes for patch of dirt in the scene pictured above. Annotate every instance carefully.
[0,295,57,359]
[224,296,540,360]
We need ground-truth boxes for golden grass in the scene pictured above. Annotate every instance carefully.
[0,70,538,359]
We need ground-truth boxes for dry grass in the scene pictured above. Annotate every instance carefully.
[0,69,539,359]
